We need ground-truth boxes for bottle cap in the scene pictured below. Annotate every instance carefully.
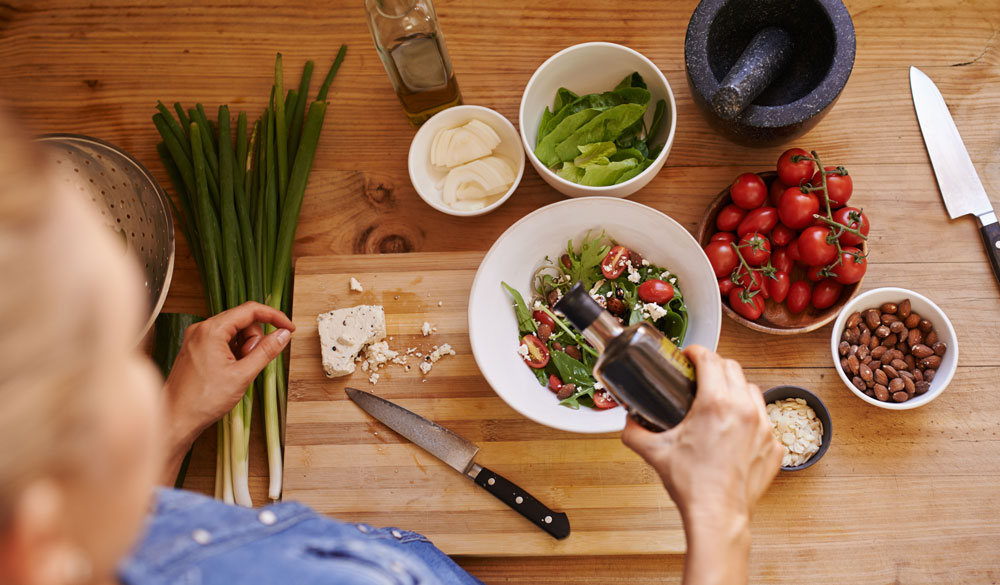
[554,283,604,331]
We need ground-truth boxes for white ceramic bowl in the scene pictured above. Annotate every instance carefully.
[408,105,526,217]
[518,42,677,199]
[830,287,958,410]
[468,197,721,433]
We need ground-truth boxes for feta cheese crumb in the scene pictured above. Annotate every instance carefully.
[516,344,529,359]
[643,302,668,322]
[349,277,364,292]
[627,271,641,283]
[660,271,672,280]
[419,361,433,374]
[421,321,433,336]
[532,299,543,310]
[641,259,650,266]
[369,372,379,385]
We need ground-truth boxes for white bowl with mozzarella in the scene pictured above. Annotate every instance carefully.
[408,105,526,216]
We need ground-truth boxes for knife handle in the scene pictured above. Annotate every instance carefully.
[981,219,1000,289]
[472,464,570,540]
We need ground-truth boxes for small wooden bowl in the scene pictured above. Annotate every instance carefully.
[695,171,866,335]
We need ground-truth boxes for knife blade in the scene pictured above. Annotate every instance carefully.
[910,66,1000,286]
[345,387,570,540]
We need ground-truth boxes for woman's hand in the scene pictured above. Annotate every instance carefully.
[621,345,783,585]
[160,302,295,482]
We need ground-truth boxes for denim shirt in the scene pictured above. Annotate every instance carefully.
[118,488,484,585]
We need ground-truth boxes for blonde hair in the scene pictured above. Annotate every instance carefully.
[0,113,100,527]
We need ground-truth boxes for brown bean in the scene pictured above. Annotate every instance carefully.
[862,356,873,366]
[875,325,891,339]
[889,378,905,393]
[924,369,936,382]
[887,349,904,362]
[881,313,900,325]
[907,328,923,346]
[547,289,561,305]
[537,323,553,341]
[859,328,872,346]
[857,345,869,361]
[880,302,898,314]
[864,309,881,330]
[889,321,905,335]
[874,368,888,386]
[874,384,890,401]
[892,391,909,403]
[846,311,862,329]
[898,327,910,343]
[564,345,582,360]
[852,376,866,392]
[864,389,875,398]
[904,313,921,329]
[838,341,850,356]
[925,330,938,346]
[845,327,861,344]
[932,342,947,356]
[898,299,911,319]
[847,354,860,375]
[904,354,916,371]
[891,358,909,371]
[871,346,887,360]
[914,381,931,396]
[859,363,874,382]
[628,250,644,267]
[919,319,933,333]
[551,341,563,351]
[919,355,942,370]
[606,297,626,316]
[913,369,924,382]
[899,369,915,381]
[902,375,916,396]
[883,365,899,379]
[882,333,898,347]
[560,254,572,270]
[840,357,850,373]
[911,344,934,358]
[556,383,576,400]
[869,335,880,350]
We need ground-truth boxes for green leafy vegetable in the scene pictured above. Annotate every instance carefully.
[553,103,646,162]
[502,281,537,334]
[535,108,600,167]
[580,158,637,186]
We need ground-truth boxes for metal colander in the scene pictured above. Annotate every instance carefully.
[37,134,175,338]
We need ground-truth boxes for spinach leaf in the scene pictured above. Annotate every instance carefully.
[553,87,579,112]
[532,365,548,386]
[537,107,554,147]
[551,350,594,388]
[647,99,666,144]
[501,281,536,335]
[615,158,653,184]
[647,143,665,162]
[553,103,646,162]
[659,311,687,343]
[615,72,647,90]
[535,109,600,167]
[580,158,638,186]
[566,231,610,290]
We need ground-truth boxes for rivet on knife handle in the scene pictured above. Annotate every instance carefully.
[470,464,570,540]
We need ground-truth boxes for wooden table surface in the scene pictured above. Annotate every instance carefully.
[3,0,999,582]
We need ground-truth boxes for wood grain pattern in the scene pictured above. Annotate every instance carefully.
[1,0,998,581]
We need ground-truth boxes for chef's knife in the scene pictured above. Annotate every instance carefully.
[910,66,1000,286]
[345,387,570,540]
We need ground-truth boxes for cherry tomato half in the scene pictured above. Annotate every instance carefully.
[638,279,675,303]
[777,148,815,187]
[533,309,555,330]
[786,281,812,313]
[769,177,788,207]
[521,334,550,369]
[711,231,738,244]
[729,287,765,321]
[765,271,791,303]
[718,276,736,296]
[770,223,796,247]
[716,203,748,232]
[548,374,563,392]
[832,207,870,246]
[771,246,793,274]
[833,247,867,285]
[601,245,630,279]
[731,173,768,209]
[737,206,779,236]
[705,241,739,278]
[811,166,853,208]
[778,188,820,230]
[739,232,771,266]
[797,226,838,266]
[812,279,843,310]
[593,390,619,409]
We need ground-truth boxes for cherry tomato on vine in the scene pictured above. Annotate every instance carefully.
[739,232,771,266]
[705,241,739,277]
[765,271,791,303]
[833,247,867,285]
[548,374,563,392]
[771,246,793,273]
[716,203,747,232]
[600,245,630,279]
[593,390,619,409]
[811,166,853,208]
[711,231,738,244]
[777,148,815,186]
[811,279,843,310]
[797,226,838,266]
[733,266,764,291]
[638,279,675,303]
[786,281,811,313]
[729,287,765,320]
[787,240,802,262]
[832,207,870,246]
[730,173,768,209]
[533,309,555,330]
[807,265,827,282]
[778,187,820,230]
[718,276,736,295]
[769,177,788,206]
[737,206,779,236]
[521,334,550,368]
[770,223,796,247]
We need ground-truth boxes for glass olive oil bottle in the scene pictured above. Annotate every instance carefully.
[555,283,697,431]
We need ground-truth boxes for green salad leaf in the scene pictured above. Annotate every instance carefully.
[501,281,536,335]
[535,109,600,167]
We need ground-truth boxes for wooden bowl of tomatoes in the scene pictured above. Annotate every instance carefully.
[696,152,871,335]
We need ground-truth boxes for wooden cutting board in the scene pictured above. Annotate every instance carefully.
[283,252,684,556]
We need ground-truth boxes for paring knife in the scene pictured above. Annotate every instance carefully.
[910,66,1000,286]
[345,387,570,540]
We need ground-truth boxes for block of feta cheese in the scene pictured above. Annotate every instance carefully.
[317,305,386,378]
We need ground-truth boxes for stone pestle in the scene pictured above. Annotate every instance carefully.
[710,27,794,120]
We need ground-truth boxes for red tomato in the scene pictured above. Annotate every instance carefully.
[593,390,619,409]
[811,166,853,208]
[769,177,788,206]
[777,148,815,186]
[778,188,820,230]
[716,203,747,232]
[729,287,765,320]
[832,207,870,246]
[638,279,675,303]
[765,271,791,303]
[786,281,811,313]
[711,231,738,244]
[521,334,550,368]
[787,240,802,262]
[733,266,764,291]
[548,374,563,392]
[737,206,779,236]
[770,223,796,247]
[705,241,739,277]
[806,265,827,282]
[730,173,768,209]
[833,247,867,284]
[797,226,837,266]
[533,309,555,330]
[771,246,793,273]
[718,276,736,295]
[812,279,843,310]
[600,245,630,279]
[738,232,771,266]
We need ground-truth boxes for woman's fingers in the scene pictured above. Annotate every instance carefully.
[238,323,265,358]
[232,328,292,382]
[210,302,295,339]
[684,345,728,404]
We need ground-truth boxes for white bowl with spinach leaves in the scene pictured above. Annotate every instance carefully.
[519,42,677,199]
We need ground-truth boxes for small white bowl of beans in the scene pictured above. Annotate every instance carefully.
[831,287,958,409]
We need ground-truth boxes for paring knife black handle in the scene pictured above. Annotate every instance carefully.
[473,465,570,540]
[981,220,1000,288]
